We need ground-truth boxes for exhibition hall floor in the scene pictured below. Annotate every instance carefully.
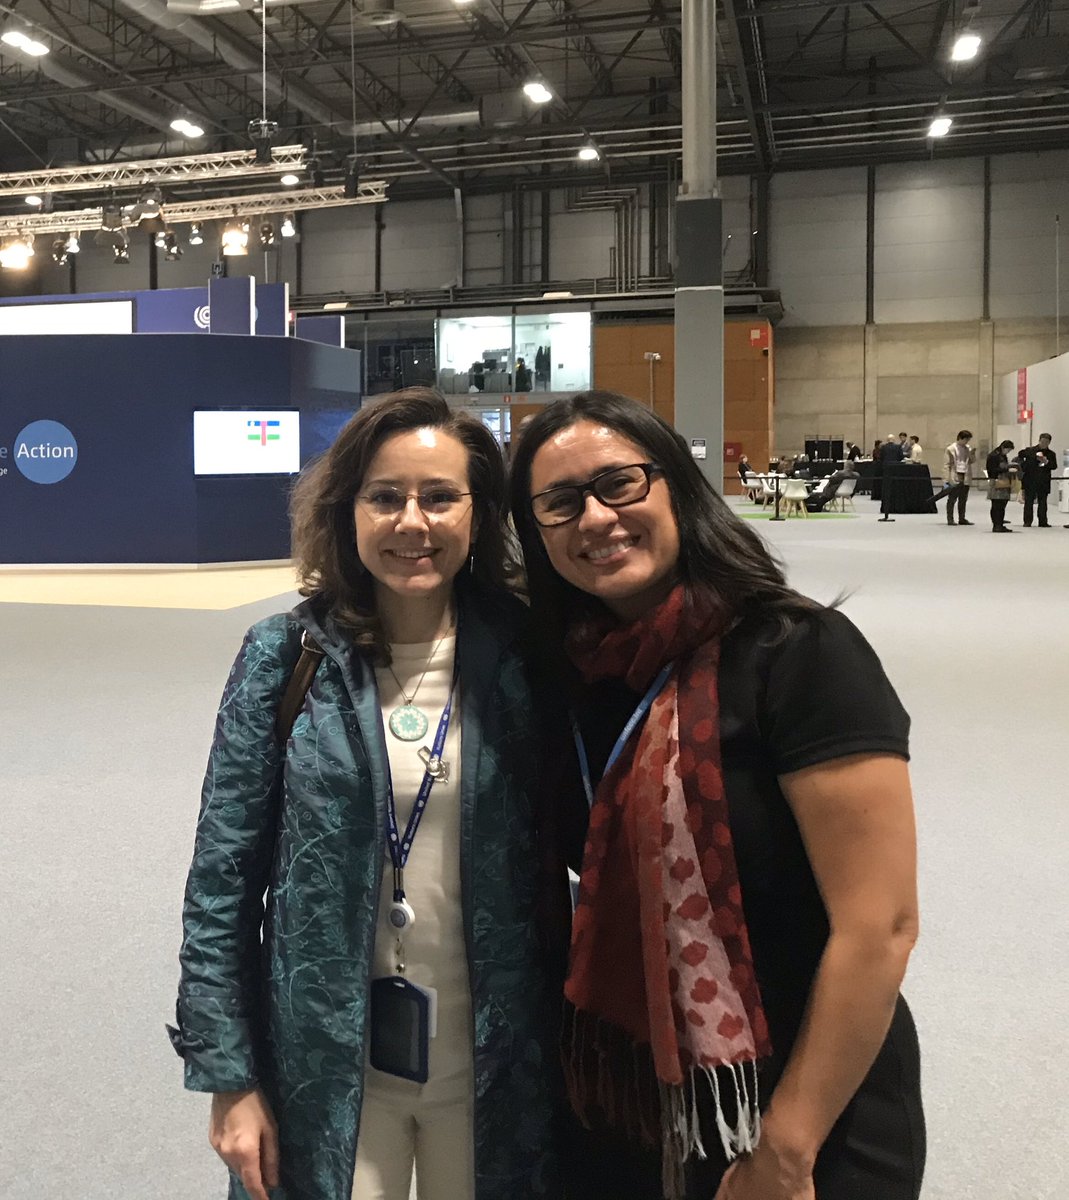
[2,497,1066,1200]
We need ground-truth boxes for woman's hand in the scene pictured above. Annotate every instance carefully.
[209,1088,280,1200]
[712,1138,815,1200]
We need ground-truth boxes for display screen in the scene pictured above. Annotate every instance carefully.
[193,410,301,476]
[0,299,134,336]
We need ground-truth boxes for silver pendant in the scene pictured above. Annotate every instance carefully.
[418,746,450,782]
[389,704,429,742]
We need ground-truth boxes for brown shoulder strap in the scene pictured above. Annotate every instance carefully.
[275,630,325,746]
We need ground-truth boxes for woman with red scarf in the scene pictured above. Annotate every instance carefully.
[509,392,924,1200]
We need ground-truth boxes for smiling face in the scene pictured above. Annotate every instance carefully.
[528,420,681,622]
[353,427,476,624]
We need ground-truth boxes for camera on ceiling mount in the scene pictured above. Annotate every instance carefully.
[248,118,279,165]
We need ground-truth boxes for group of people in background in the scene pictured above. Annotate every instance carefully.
[940,430,1059,532]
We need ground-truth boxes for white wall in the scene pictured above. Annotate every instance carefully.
[996,349,1069,458]
[770,168,867,327]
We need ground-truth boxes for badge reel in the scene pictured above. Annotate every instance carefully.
[369,879,437,1084]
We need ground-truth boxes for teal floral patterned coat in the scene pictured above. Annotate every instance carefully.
[170,592,561,1200]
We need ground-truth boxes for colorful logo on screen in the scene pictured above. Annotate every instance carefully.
[247,419,281,446]
[13,420,78,484]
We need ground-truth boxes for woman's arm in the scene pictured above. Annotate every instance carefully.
[716,752,918,1200]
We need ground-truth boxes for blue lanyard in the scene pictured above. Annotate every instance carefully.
[384,667,457,902]
[571,662,674,808]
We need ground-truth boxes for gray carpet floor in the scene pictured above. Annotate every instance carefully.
[2,493,1066,1199]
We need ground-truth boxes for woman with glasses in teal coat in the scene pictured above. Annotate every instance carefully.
[170,390,561,1200]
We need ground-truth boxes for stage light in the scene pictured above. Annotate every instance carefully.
[951,33,981,61]
[344,159,360,198]
[64,232,80,255]
[113,239,130,264]
[306,157,325,187]
[154,228,168,249]
[280,173,300,186]
[25,194,43,207]
[0,231,34,270]
[578,144,600,161]
[280,213,296,238]
[163,231,183,261]
[523,81,553,105]
[258,220,277,248]
[51,237,68,266]
[221,214,250,256]
[249,118,279,165]
[189,222,204,246]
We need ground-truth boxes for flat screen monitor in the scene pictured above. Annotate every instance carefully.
[194,410,301,476]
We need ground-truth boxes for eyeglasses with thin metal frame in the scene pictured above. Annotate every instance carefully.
[356,487,475,519]
[530,462,661,527]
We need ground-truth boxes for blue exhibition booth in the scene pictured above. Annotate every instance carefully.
[0,278,361,565]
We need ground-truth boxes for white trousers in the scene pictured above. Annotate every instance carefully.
[350,1081,475,1200]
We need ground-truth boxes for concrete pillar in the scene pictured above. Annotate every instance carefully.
[979,320,995,440]
[674,0,724,492]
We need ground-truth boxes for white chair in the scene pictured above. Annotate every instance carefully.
[781,478,809,518]
[743,473,764,503]
[832,475,858,512]
[759,476,778,508]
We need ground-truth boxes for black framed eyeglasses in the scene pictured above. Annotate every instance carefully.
[530,462,661,527]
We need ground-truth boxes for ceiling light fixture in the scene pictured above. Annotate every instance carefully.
[25,194,43,208]
[280,213,296,238]
[189,222,204,246]
[0,231,35,270]
[523,81,553,105]
[51,236,68,266]
[221,214,250,256]
[280,172,300,186]
[163,230,183,262]
[1,29,50,56]
[171,117,205,139]
[259,220,276,248]
[928,115,953,137]
[577,144,600,161]
[951,33,982,61]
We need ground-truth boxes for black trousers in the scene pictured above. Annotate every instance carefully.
[946,478,969,522]
[990,497,1010,528]
[562,998,925,1200]
[1022,487,1049,526]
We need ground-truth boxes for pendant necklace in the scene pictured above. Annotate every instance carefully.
[386,630,451,742]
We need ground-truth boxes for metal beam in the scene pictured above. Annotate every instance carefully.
[545,0,615,95]
[721,0,770,173]
[0,180,388,236]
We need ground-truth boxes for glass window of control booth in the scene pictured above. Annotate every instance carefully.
[435,310,591,398]
[357,312,437,396]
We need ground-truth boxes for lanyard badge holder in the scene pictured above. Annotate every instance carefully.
[568,663,674,911]
[369,675,454,1084]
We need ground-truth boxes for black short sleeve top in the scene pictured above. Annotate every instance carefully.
[572,606,910,1069]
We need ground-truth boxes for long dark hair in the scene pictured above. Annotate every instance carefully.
[508,390,820,668]
[291,388,517,661]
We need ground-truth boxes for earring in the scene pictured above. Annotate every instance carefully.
[469,543,476,574]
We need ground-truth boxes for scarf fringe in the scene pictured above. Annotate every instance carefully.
[659,1061,762,1200]
[564,1006,762,1200]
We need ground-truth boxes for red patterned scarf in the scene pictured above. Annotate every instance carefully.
[564,585,771,1198]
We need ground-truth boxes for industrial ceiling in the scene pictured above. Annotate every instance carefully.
[0,0,1066,217]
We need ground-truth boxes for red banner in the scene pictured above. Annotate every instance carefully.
[1017,369,1028,423]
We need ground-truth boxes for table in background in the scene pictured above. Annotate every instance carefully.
[880,463,936,514]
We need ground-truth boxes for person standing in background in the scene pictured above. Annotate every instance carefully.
[943,431,976,526]
[896,432,909,460]
[846,442,863,462]
[985,440,1017,532]
[908,436,924,463]
[1017,433,1056,527]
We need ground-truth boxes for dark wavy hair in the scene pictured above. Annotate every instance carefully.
[291,388,517,662]
[508,390,821,669]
